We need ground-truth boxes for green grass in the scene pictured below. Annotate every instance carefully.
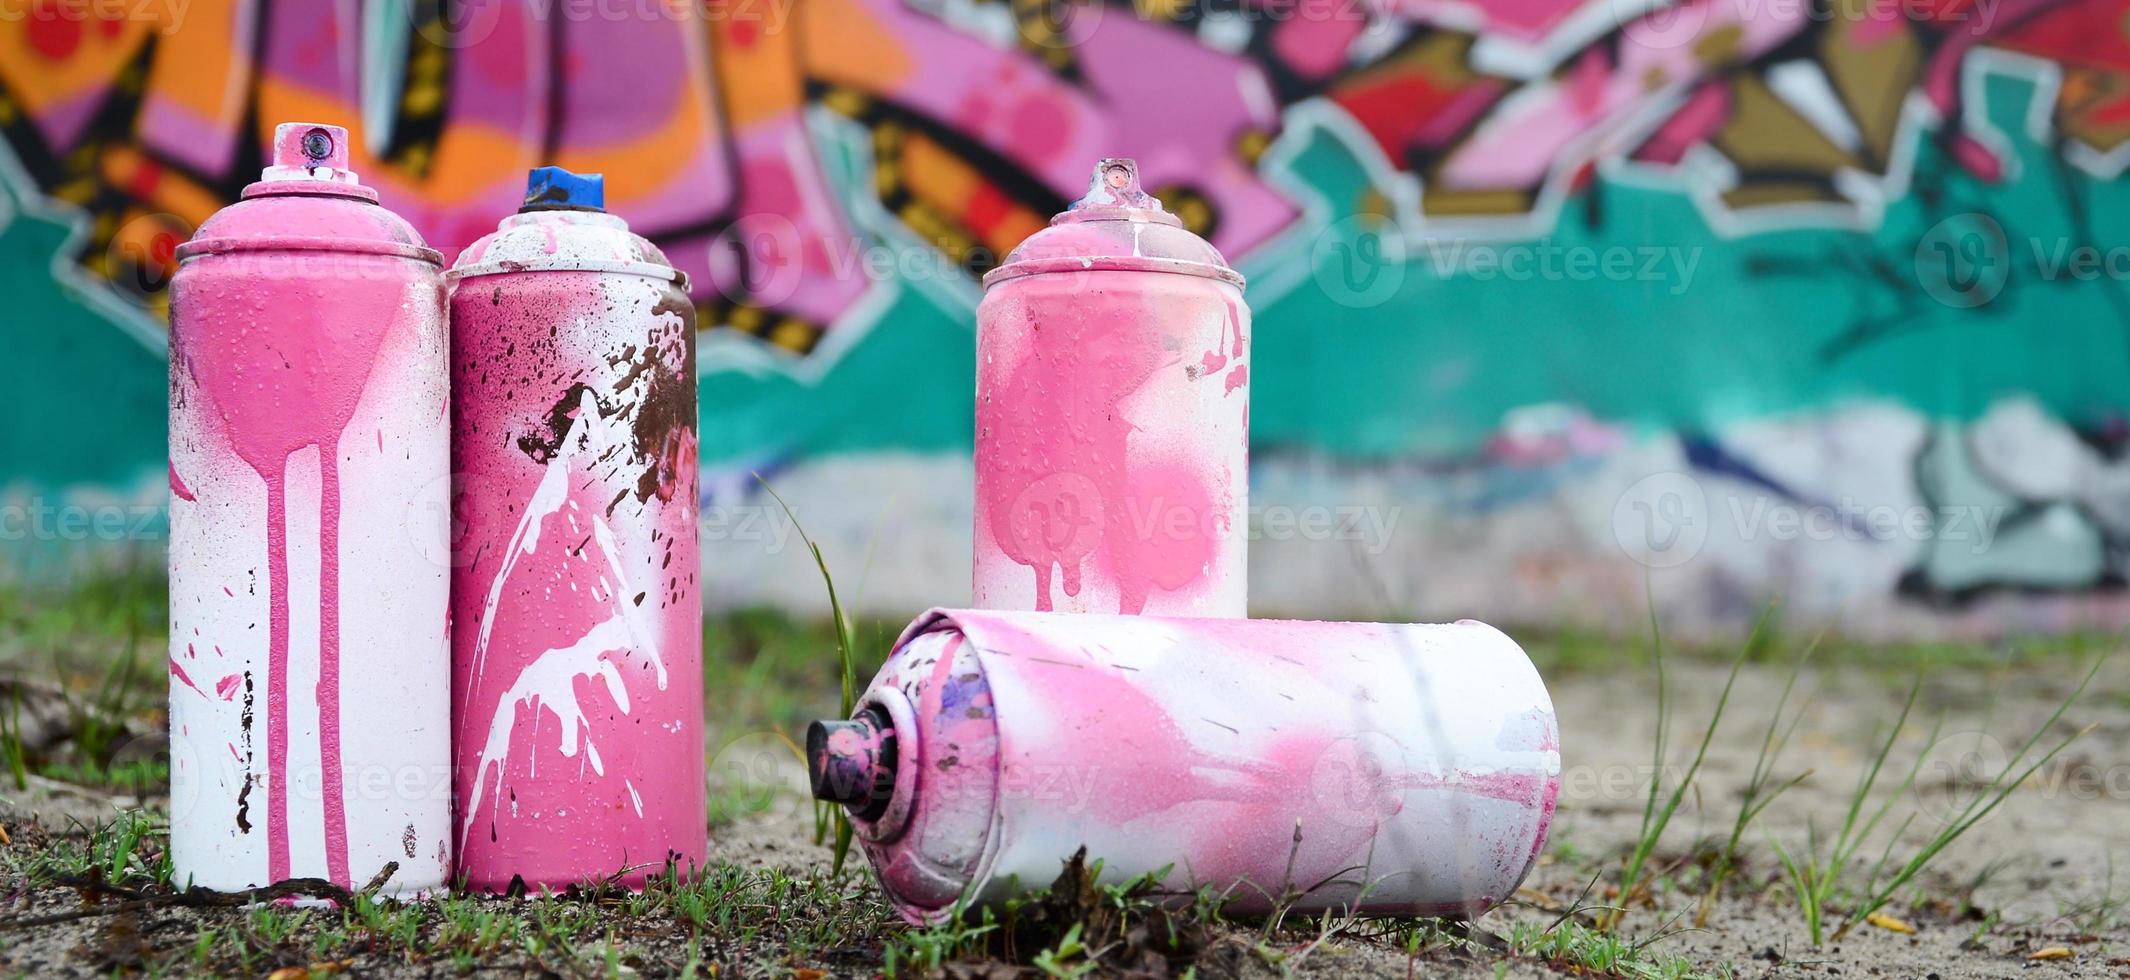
[0,809,175,891]
[1767,655,2108,945]
[1695,630,1818,926]
[1599,602,1764,932]
[754,474,864,875]
[5,567,2126,976]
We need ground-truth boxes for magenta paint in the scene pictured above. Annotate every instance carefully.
[447,167,703,891]
[168,122,451,895]
[807,610,1559,924]
[974,159,1250,616]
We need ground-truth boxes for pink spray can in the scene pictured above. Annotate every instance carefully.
[975,160,1250,616]
[447,168,703,891]
[168,123,451,894]
[806,611,1559,923]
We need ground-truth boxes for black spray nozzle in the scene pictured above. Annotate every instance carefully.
[805,706,897,822]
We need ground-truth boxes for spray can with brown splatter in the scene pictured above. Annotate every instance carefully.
[167,122,451,895]
[447,167,703,891]
[975,159,1250,616]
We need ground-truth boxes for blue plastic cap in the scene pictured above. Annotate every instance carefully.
[521,166,605,212]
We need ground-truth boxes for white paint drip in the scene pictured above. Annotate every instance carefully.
[459,386,675,850]
[459,615,634,850]
[465,389,595,709]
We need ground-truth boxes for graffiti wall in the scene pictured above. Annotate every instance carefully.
[3,0,2128,638]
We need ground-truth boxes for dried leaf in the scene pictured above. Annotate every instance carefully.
[1865,911,1916,935]
[2028,947,2074,961]
[265,960,350,980]
[1515,887,1560,911]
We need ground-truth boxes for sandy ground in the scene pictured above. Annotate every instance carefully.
[2,654,2126,977]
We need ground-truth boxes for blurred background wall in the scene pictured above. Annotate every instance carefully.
[2,0,2128,639]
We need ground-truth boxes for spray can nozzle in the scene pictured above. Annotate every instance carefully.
[257,123,362,190]
[1070,157,1163,212]
[521,166,606,213]
[805,706,897,822]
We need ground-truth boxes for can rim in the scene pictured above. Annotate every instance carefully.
[446,256,689,288]
[980,253,1245,289]
[175,235,442,265]
[850,684,923,846]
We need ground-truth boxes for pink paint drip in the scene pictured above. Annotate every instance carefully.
[175,237,429,887]
[170,659,206,697]
[168,463,197,502]
[976,272,1240,614]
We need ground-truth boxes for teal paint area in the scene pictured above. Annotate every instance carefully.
[0,174,166,497]
[4,65,2128,616]
[694,73,2130,469]
[699,287,974,468]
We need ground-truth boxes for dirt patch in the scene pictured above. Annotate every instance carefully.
[2,653,2124,977]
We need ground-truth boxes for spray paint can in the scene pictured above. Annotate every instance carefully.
[975,160,1250,617]
[806,610,1558,924]
[448,167,703,891]
[168,122,451,894]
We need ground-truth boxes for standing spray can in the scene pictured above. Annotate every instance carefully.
[168,122,451,894]
[448,168,703,891]
[806,610,1559,924]
[975,160,1249,617]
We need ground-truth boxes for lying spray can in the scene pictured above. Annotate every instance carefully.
[807,610,1558,923]
[168,122,451,894]
[974,160,1250,616]
[448,167,704,891]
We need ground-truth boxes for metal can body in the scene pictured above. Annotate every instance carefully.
[448,170,703,891]
[974,160,1249,617]
[815,610,1559,924]
[167,123,451,894]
